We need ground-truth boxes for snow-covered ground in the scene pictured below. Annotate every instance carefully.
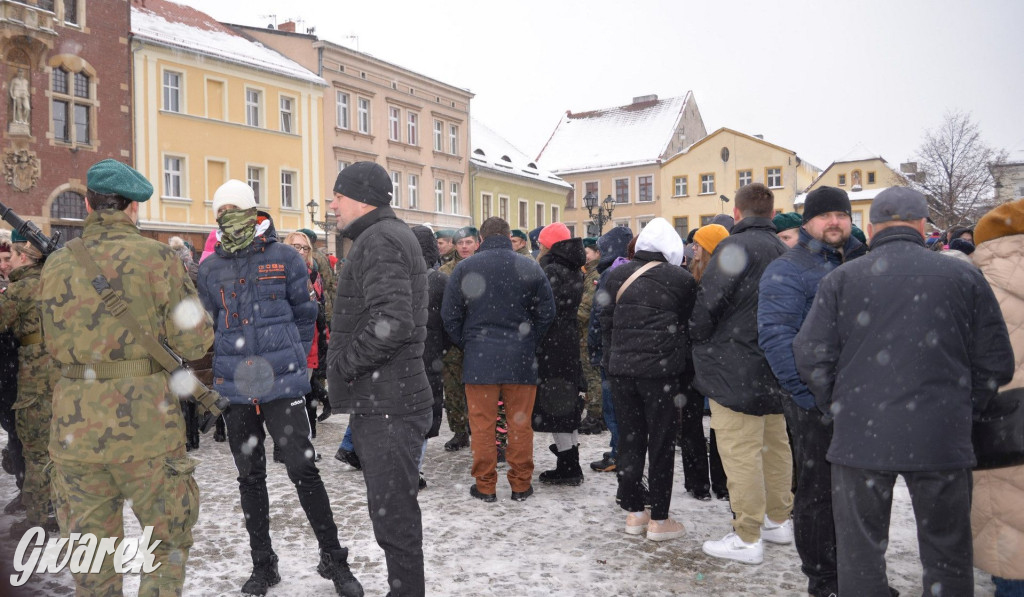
[0,415,997,596]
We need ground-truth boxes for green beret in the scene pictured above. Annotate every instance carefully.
[11,229,28,244]
[435,229,456,239]
[582,237,598,250]
[851,224,867,244]
[772,212,802,233]
[87,159,153,202]
[298,228,317,244]
[454,226,479,241]
[511,229,528,241]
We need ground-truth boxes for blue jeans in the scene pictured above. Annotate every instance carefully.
[600,367,618,458]
[339,425,354,451]
[994,577,1024,597]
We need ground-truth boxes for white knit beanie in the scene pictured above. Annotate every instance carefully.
[212,179,256,213]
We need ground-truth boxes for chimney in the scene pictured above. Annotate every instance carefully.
[278,21,296,32]
[632,94,658,104]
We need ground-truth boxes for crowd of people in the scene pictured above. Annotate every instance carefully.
[1,158,1022,597]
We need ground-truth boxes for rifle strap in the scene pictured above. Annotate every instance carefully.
[65,239,222,414]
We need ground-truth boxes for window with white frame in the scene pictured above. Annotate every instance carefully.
[638,175,653,202]
[499,196,509,221]
[481,193,492,220]
[584,181,598,197]
[407,174,418,208]
[433,120,443,151]
[639,218,652,230]
[449,124,459,155]
[450,182,460,214]
[163,156,183,198]
[852,211,863,229]
[391,171,401,207]
[163,70,181,113]
[279,96,294,133]
[767,167,782,188]
[280,170,295,209]
[614,178,629,203]
[407,112,418,146]
[51,67,93,146]
[518,199,529,228]
[357,98,370,134]
[551,205,560,223]
[701,173,715,194]
[435,179,444,212]
[245,88,261,127]
[336,91,349,129]
[674,176,688,197]
[337,161,349,174]
[535,203,545,227]
[738,170,752,187]
[63,0,78,24]
[247,166,263,204]
[388,106,400,141]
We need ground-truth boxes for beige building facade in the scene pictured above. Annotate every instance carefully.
[796,146,908,231]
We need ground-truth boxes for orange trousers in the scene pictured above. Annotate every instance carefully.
[465,384,537,493]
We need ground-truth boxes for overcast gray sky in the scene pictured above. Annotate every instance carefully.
[174,0,1024,170]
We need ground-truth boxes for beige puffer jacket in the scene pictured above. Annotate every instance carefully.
[971,233,1024,580]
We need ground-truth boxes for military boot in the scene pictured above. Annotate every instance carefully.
[443,432,469,452]
[241,551,281,596]
[317,548,364,597]
[3,490,25,514]
[9,516,59,540]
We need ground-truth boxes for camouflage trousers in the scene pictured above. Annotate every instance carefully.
[442,347,469,434]
[50,449,200,597]
[581,338,602,419]
[14,398,52,523]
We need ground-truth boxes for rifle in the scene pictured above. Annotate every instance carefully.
[161,338,230,433]
[0,199,62,258]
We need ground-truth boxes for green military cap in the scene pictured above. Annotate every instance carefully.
[851,224,867,244]
[87,159,154,202]
[511,229,528,241]
[454,226,479,241]
[582,237,598,250]
[435,229,456,239]
[772,211,802,233]
[10,229,28,244]
[298,228,318,244]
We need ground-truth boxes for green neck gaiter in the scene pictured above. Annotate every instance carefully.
[217,208,258,253]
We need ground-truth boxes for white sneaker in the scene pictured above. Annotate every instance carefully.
[624,511,650,535]
[760,515,793,545]
[647,518,686,542]
[702,532,764,564]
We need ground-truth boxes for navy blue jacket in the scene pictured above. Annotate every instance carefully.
[758,227,866,409]
[587,226,634,366]
[441,234,555,385]
[795,226,1014,471]
[197,214,316,405]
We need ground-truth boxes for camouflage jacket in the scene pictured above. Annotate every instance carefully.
[516,245,532,257]
[0,263,57,406]
[39,209,214,464]
[312,248,335,323]
[439,247,457,268]
[439,250,467,276]
[577,258,600,328]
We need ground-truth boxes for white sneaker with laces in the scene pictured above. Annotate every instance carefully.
[702,531,764,564]
[760,515,793,545]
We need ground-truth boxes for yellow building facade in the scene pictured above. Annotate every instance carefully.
[130,0,326,247]
[796,147,908,231]
[660,128,820,236]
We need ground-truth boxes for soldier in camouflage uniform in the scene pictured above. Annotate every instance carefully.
[0,233,27,516]
[38,160,214,596]
[439,227,476,451]
[511,229,531,256]
[301,228,335,424]
[0,232,60,538]
[578,238,605,434]
[436,229,456,267]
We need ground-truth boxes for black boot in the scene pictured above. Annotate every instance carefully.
[444,432,469,452]
[3,490,25,514]
[539,444,584,486]
[317,548,364,597]
[241,551,281,596]
[579,414,606,435]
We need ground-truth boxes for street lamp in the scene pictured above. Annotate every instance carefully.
[584,192,616,237]
[719,194,730,214]
[306,199,337,254]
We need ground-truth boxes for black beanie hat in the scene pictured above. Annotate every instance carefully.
[333,161,393,207]
[803,186,851,223]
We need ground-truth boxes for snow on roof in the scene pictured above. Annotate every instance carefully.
[794,185,893,206]
[131,0,324,86]
[835,142,885,164]
[471,118,570,189]
[536,94,691,174]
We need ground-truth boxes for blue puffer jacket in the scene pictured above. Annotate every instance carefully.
[757,227,866,409]
[587,226,634,366]
[197,214,317,406]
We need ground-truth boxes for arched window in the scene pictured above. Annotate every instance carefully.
[49,190,87,243]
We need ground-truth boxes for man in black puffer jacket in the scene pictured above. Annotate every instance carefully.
[411,226,450,455]
[691,183,793,565]
[327,162,433,597]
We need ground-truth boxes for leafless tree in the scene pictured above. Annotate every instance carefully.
[914,110,1006,229]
